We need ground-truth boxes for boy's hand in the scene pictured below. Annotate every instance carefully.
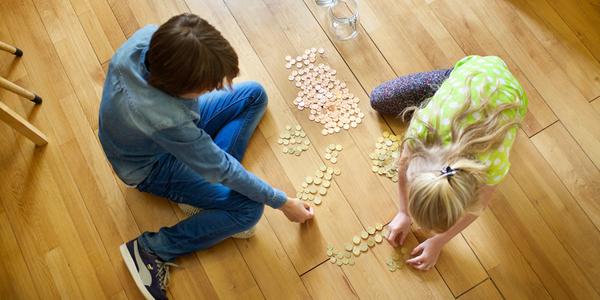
[406,236,444,271]
[279,198,314,223]
[386,211,412,247]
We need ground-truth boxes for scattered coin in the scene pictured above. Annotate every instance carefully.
[370,131,402,181]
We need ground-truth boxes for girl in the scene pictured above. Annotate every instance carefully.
[370,56,527,271]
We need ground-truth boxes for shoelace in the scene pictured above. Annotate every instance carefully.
[156,260,178,290]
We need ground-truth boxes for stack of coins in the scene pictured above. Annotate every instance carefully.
[285,48,364,135]
[296,164,341,205]
[278,124,311,156]
[386,247,409,272]
[324,143,343,164]
[369,131,402,182]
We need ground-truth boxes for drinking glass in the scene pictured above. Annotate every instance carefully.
[328,0,359,40]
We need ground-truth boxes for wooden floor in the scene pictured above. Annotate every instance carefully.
[1,0,600,299]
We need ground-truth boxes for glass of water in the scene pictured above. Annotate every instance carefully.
[328,0,359,40]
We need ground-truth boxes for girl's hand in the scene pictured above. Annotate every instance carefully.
[386,211,412,247]
[279,198,314,223]
[406,236,445,271]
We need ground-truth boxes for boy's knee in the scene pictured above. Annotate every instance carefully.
[236,201,264,230]
[240,81,268,108]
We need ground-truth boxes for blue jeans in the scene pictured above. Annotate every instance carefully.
[137,82,267,261]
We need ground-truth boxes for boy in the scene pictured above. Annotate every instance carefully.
[99,13,314,299]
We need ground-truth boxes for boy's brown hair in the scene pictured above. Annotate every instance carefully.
[147,13,239,96]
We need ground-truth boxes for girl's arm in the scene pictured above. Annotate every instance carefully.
[386,145,413,247]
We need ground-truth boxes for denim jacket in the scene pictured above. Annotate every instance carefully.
[98,25,286,208]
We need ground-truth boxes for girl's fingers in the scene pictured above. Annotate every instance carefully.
[387,231,399,247]
[411,244,424,256]
[399,230,408,245]
[406,256,421,265]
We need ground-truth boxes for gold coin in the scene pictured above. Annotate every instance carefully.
[374,234,383,243]
[388,266,396,272]
[375,223,383,231]
[319,164,327,172]
[352,247,361,256]
[325,153,332,160]
[336,260,343,266]
[318,187,328,195]
[309,186,318,194]
[367,227,376,235]
[314,178,322,185]
[360,243,368,252]
[343,258,349,265]
[360,231,369,239]
[315,171,324,178]
[330,157,337,164]
[324,173,333,181]
[367,238,375,247]
[328,144,336,150]
[329,257,336,264]
[333,168,341,175]
[345,243,354,252]
[305,176,313,184]
[283,147,289,154]
[335,144,343,151]
[352,236,361,245]
[327,249,333,256]
[400,247,408,254]
[348,259,355,266]
[314,197,322,205]
[371,166,379,173]
[322,180,331,188]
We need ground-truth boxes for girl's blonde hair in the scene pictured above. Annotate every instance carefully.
[401,74,522,232]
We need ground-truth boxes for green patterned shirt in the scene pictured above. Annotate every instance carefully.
[406,55,528,185]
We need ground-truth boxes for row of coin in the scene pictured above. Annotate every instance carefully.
[278,124,311,156]
[386,247,409,272]
[370,131,402,182]
[326,223,385,268]
[285,48,364,135]
[296,164,341,205]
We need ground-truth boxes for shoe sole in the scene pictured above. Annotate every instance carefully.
[119,243,156,300]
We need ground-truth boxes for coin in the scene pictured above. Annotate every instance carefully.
[352,236,361,245]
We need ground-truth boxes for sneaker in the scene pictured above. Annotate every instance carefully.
[120,238,176,300]
[177,203,256,239]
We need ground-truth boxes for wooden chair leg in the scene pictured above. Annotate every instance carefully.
[0,76,42,104]
[0,101,48,146]
[0,40,23,57]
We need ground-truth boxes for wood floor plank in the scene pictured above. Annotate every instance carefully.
[530,123,600,230]
[34,0,105,130]
[505,0,600,101]
[45,247,85,299]
[106,0,139,37]
[510,128,600,294]
[0,211,39,299]
[545,0,600,63]
[467,0,600,170]
[491,174,598,298]
[68,0,126,63]
[304,1,488,296]
[427,0,557,137]
[457,279,502,300]
[462,209,551,299]
[301,262,359,300]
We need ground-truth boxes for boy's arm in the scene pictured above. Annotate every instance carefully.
[151,121,287,208]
